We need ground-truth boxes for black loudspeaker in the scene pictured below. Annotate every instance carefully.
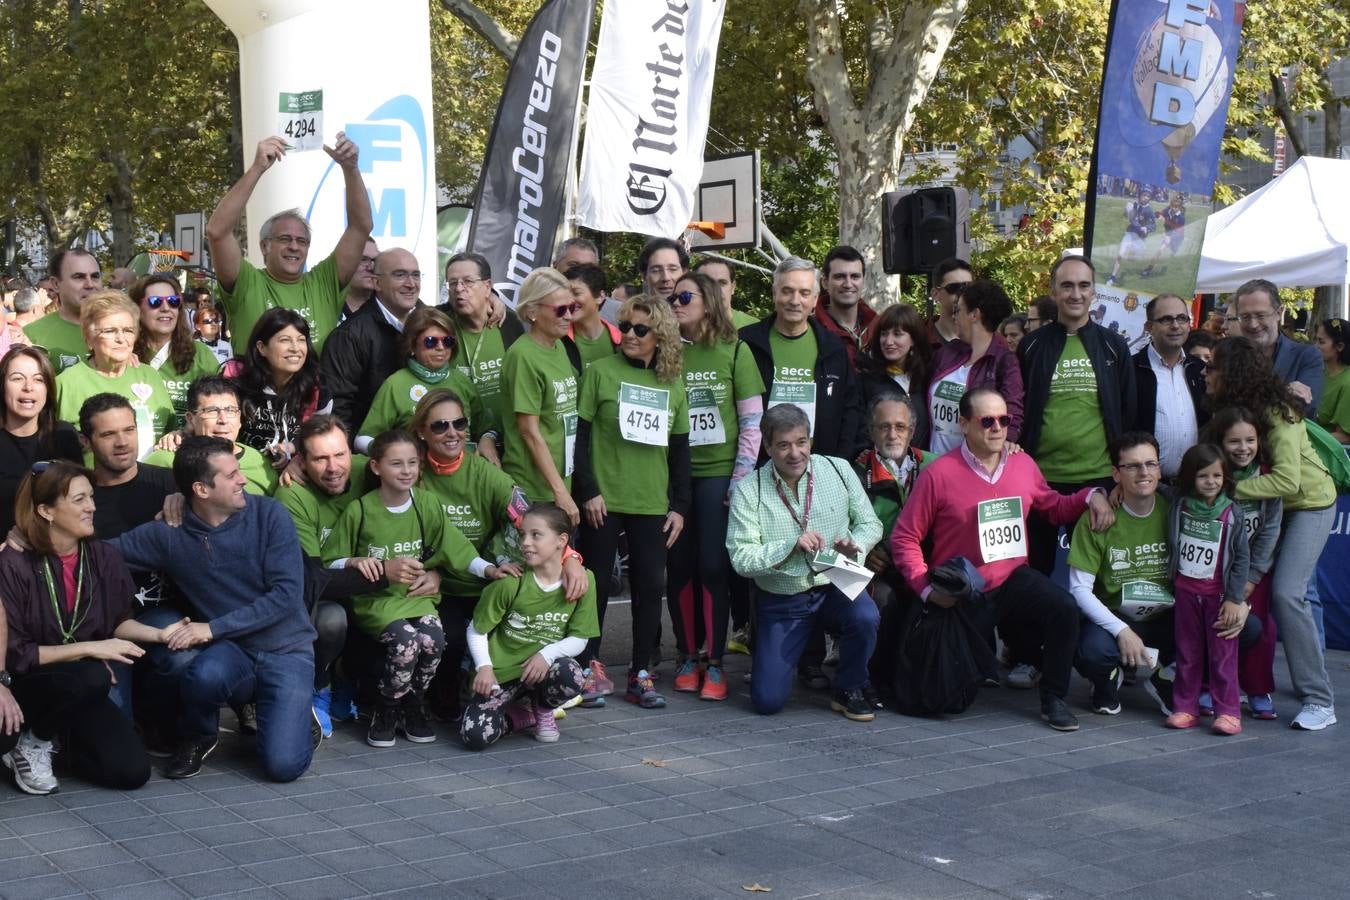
[881,187,971,275]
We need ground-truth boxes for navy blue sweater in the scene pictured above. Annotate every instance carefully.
[111,494,315,656]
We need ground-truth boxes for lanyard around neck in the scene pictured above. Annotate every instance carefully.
[42,547,88,644]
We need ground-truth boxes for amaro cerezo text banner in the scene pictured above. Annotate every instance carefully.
[577,0,727,238]
[1084,0,1245,350]
[467,0,594,308]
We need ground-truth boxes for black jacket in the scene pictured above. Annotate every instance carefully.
[739,315,867,459]
[1017,320,1136,458]
[1131,345,1209,435]
[320,300,407,435]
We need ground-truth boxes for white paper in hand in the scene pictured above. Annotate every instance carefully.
[278,90,324,152]
[812,549,873,601]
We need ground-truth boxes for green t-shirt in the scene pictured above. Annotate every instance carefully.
[682,339,765,477]
[156,341,226,429]
[55,361,175,460]
[220,255,342,356]
[472,570,600,684]
[1318,365,1350,435]
[323,488,479,636]
[358,366,485,443]
[24,312,86,374]
[501,337,579,500]
[1036,335,1111,482]
[452,326,508,435]
[1066,496,1172,610]
[767,327,819,435]
[579,354,689,516]
[274,457,367,557]
[419,453,522,598]
[574,329,618,370]
[731,309,758,329]
[145,443,277,497]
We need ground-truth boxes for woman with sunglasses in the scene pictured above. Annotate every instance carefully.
[0,347,82,538]
[194,301,233,366]
[0,460,184,795]
[664,271,763,700]
[500,268,584,525]
[573,295,690,709]
[55,291,175,461]
[1315,318,1350,443]
[357,307,485,454]
[226,308,332,470]
[858,303,932,452]
[131,275,225,429]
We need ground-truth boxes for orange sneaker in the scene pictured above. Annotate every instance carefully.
[673,658,702,692]
[1211,714,1242,736]
[1165,711,1198,729]
[700,664,728,701]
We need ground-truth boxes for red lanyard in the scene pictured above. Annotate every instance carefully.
[774,470,814,533]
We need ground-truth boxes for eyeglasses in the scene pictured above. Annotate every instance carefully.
[357,256,377,269]
[1115,460,1161,473]
[421,335,456,350]
[977,415,1011,430]
[95,326,136,340]
[549,302,580,318]
[144,294,182,310]
[268,234,310,247]
[195,405,241,420]
[1237,311,1276,325]
[668,290,698,306]
[428,417,470,435]
[446,277,485,289]
[940,282,969,295]
[380,270,422,282]
[1150,314,1190,327]
[618,321,652,337]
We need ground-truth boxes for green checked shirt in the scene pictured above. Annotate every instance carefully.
[726,454,882,596]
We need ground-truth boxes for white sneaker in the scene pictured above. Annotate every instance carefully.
[3,731,59,795]
[1291,704,1337,731]
[1005,663,1040,690]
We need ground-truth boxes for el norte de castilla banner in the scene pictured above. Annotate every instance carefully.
[1085,0,1245,348]
[577,0,727,238]
[467,0,594,307]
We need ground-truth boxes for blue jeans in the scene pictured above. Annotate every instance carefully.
[751,584,879,715]
[130,606,196,725]
[179,641,316,783]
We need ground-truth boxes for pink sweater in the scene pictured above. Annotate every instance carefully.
[891,447,1091,593]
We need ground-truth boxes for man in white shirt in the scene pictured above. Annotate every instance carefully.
[1130,294,1206,478]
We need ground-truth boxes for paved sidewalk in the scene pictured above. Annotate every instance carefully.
[3,624,1350,899]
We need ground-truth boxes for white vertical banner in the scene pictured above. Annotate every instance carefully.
[576,0,726,237]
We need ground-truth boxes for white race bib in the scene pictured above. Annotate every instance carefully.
[1118,580,1175,622]
[277,90,324,151]
[1176,512,1221,580]
[768,381,817,436]
[563,412,578,477]
[618,383,670,446]
[686,386,726,447]
[1239,501,1263,543]
[928,367,968,452]
[977,497,1026,564]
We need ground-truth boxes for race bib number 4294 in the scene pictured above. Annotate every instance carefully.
[278,90,324,151]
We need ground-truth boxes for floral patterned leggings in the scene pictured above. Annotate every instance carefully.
[377,615,446,701]
[460,657,586,751]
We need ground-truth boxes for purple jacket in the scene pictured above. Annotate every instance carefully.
[927,335,1025,442]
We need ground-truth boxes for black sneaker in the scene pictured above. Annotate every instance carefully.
[398,695,436,744]
[861,682,885,710]
[799,664,830,690]
[1143,667,1174,717]
[367,704,399,748]
[830,688,876,722]
[310,706,324,749]
[1040,695,1080,732]
[234,703,258,735]
[165,736,218,779]
[1090,668,1123,715]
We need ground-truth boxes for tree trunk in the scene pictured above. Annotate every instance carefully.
[1270,70,1307,160]
[836,134,900,306]
[107,152,135,266]
[439,0,518,61]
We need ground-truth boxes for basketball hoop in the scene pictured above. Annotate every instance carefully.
[148,249,191,272]
[682,220,726,249]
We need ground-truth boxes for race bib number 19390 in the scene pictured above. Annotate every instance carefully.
[977,496,1026,564]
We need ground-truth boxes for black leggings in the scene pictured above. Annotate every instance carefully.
[666,476,732,661]
[7,659,150,789]
[460,658,585,751]
[580,511,669,672]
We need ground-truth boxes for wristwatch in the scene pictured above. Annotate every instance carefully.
[0,671,11,687]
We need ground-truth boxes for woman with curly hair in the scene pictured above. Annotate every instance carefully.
[1206,336,1338,731]
[226,308,332,469]
[858,302,931,449]
[131,275,223,428]
[573,294,691,710]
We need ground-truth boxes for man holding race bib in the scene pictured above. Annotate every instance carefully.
[740,257,866,460]
[891,388,1116,731]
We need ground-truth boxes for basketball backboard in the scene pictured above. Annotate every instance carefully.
[174,212,206,268]
[687,151,760,251]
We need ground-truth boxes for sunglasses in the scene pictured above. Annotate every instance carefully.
[940,282,969,295]
[30,460,52,475]
[977,415,1012,430]
[549,302,581,317]
[196,317,220,326]
[421,335,456,350]
[618,321,652,338]
[145,294,182,309]
[428,417,470,435]
[668,290,697,306]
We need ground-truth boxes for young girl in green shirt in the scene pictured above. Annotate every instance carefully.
[460,503,598,750]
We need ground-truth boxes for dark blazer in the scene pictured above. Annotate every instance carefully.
[1272,333,1323,418]
[320,299,407,434]
[739,315,868,459]
[1131,345,1209,435]
[1017,320,1136,458]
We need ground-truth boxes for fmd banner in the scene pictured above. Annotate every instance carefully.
[467,0,594,308]
[1084,0,1244,349]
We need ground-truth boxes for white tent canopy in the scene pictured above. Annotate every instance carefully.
[1195,156,1350,293]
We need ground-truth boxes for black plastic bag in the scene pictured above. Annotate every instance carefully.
[889,597,998,717]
